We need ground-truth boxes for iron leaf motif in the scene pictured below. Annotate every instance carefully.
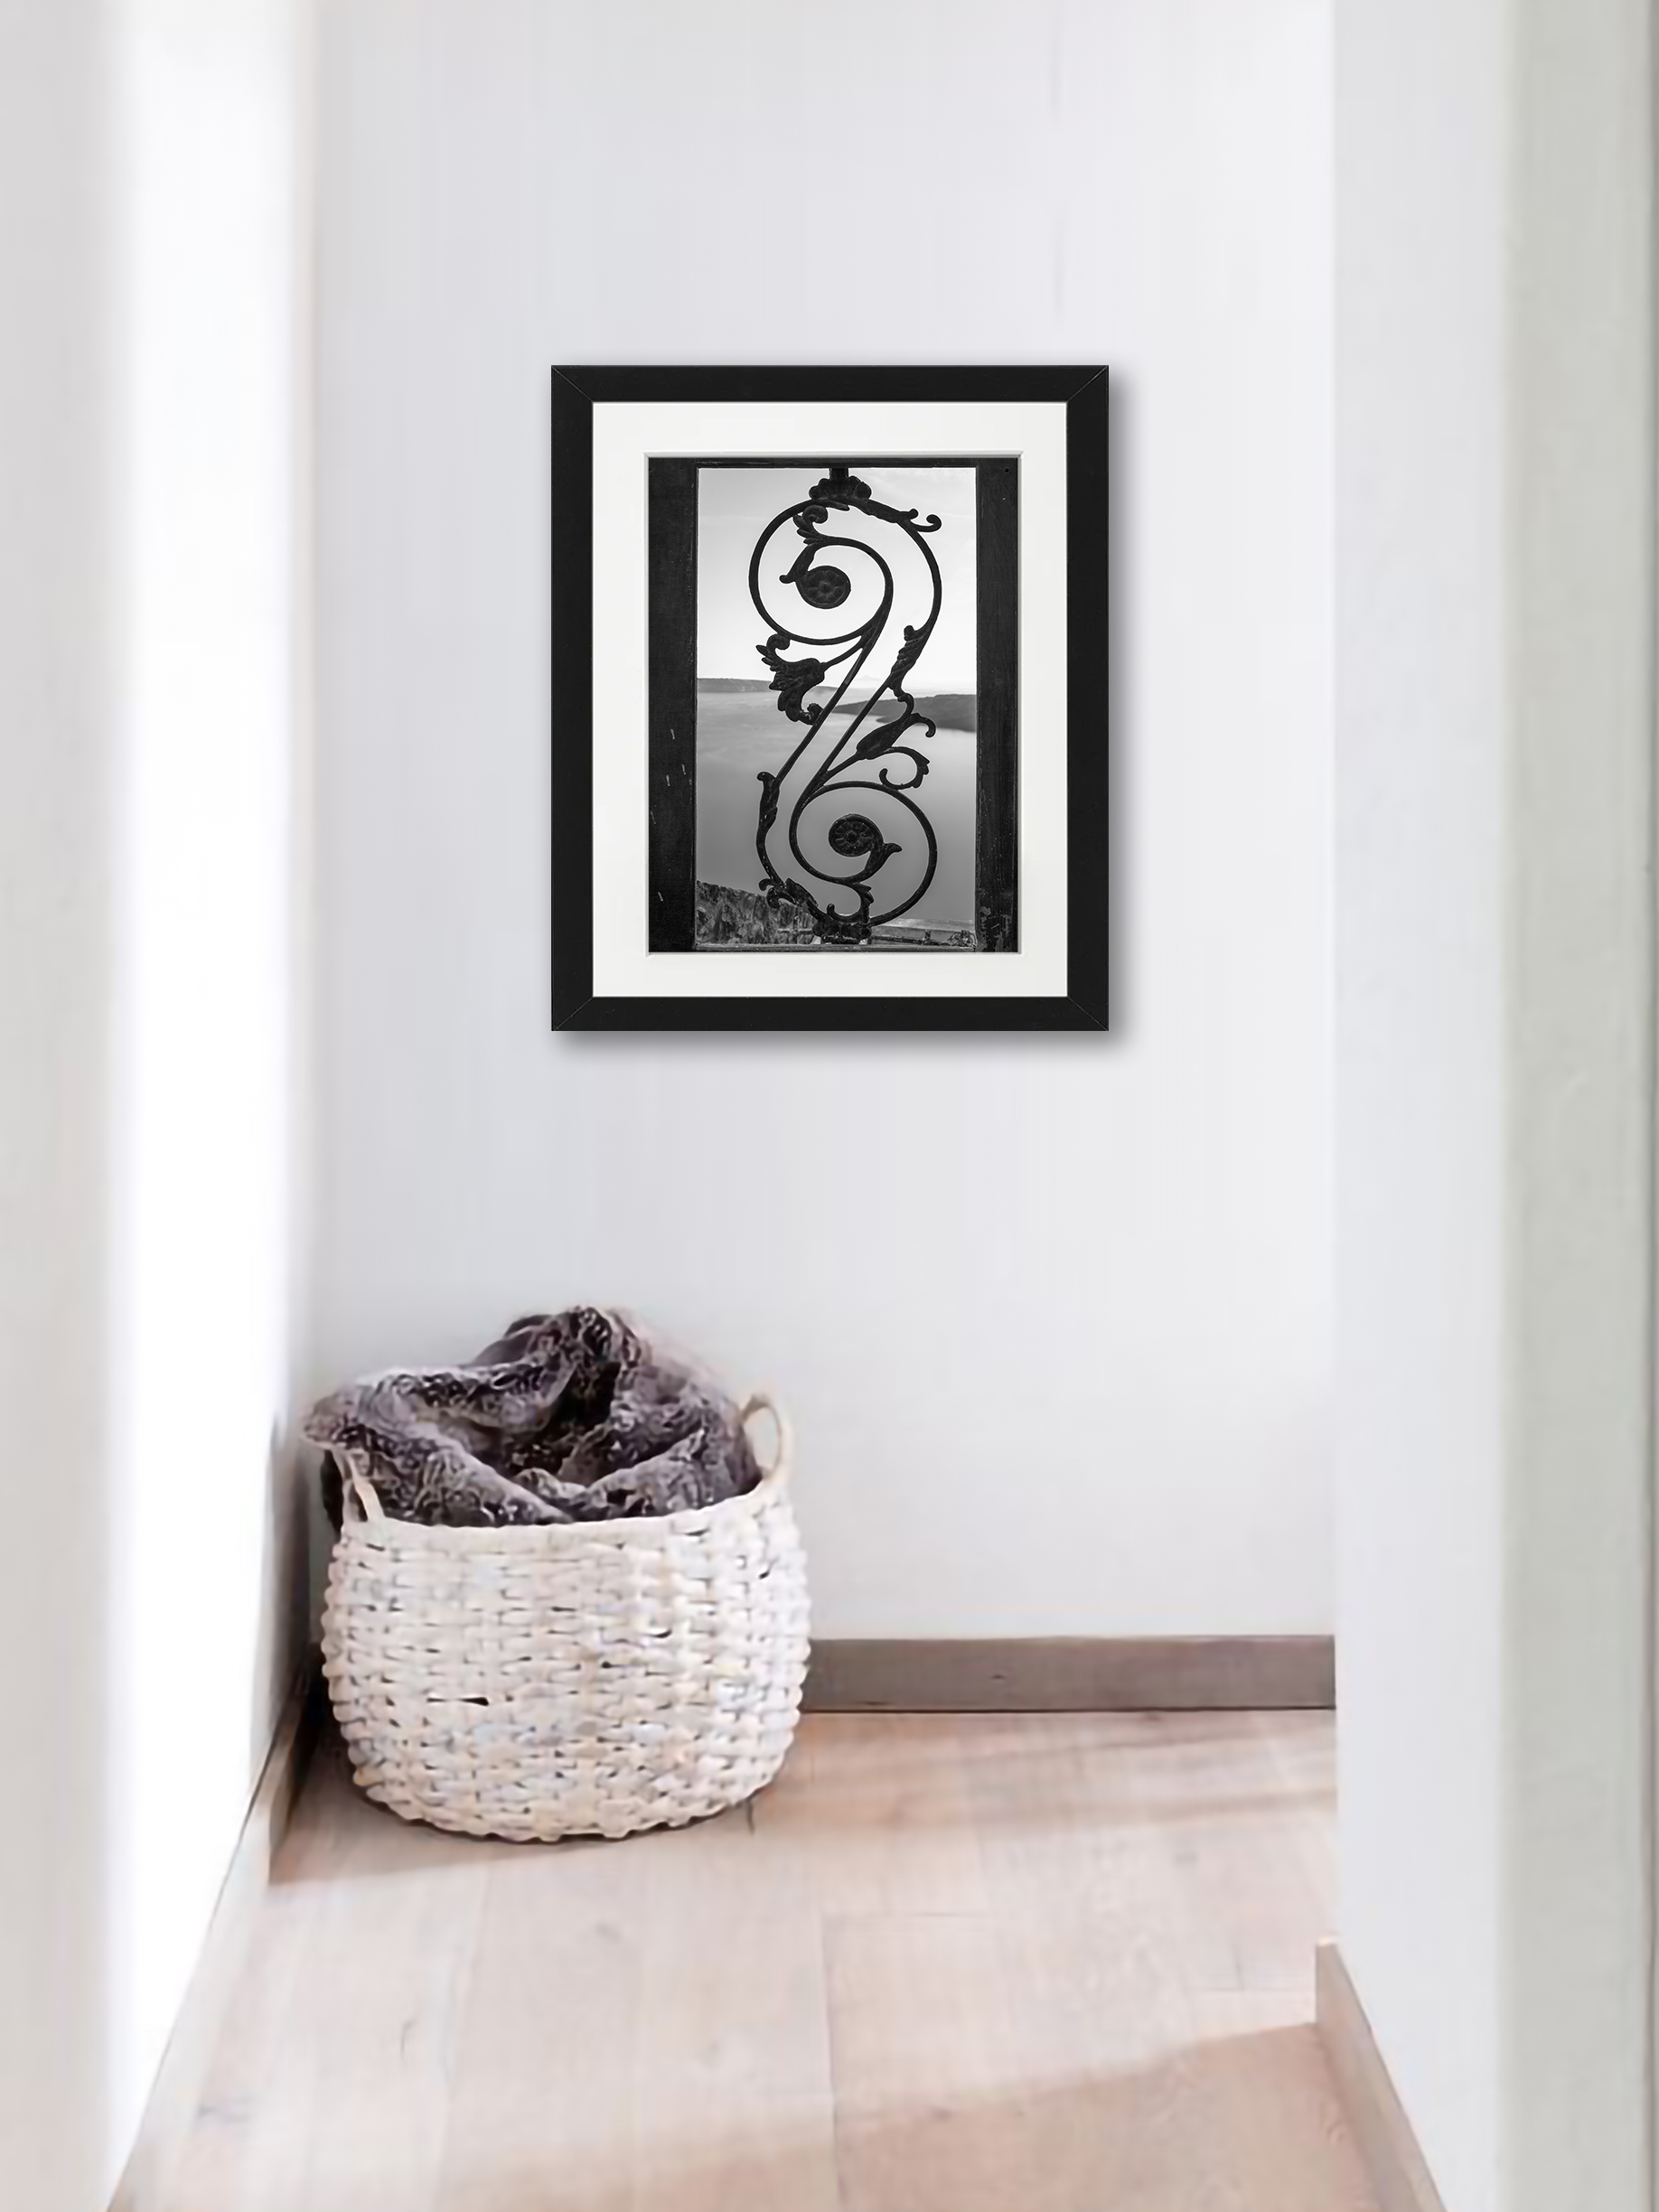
[745,463,946,942]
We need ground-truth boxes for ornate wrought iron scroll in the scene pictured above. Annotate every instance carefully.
[751,464,945,942]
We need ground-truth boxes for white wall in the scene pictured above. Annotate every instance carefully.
[313,0,1335,1637]
[1334,4,1506,2198]
[0,4,312,2204]
[0,9,119,2207]
[108,0,313,2166]
[1334,0,1654,2207]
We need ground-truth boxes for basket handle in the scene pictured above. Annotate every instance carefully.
[739,1392,792,1480]
[342,1451,386,1523]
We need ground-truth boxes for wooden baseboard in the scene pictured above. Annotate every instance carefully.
[1316,1942,1447,2212]
[109,1668,326,2212]
[803,1635,1336,1712]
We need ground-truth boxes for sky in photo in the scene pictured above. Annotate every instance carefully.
[696,464,978,696]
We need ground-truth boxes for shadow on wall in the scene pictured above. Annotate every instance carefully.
[1107,377,1135,1037]
[257,1427,314,1776]
[562,377,1139,1059]
[0,1414,112,2212]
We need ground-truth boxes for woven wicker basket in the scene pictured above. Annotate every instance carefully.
[321,1393,808,1842]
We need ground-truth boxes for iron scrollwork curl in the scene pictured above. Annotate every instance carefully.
[750,464,945,942]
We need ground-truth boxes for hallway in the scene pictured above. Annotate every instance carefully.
[160,1713,1373,2212]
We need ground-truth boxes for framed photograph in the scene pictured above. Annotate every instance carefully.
[550,367,1108,1029]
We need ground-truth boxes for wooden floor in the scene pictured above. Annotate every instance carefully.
[165,1712,1375,2212]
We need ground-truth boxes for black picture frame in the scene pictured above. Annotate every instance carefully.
[550,365,1109,1031]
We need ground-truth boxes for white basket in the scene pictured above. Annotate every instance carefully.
[321,1393,808,1842]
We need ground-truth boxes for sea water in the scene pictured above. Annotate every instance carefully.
[694,690,977,933]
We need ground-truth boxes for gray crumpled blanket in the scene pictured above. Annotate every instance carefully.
[305,1308,760,1528]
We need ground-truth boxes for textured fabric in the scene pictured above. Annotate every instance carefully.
[305,1307,760,1528]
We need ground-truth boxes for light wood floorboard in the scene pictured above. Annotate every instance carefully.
[164,1711,1374,2212]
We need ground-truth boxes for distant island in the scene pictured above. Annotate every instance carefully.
[698,678,976,731]
[828,693,976,733]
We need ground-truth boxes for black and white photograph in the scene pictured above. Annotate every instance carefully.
[665,458,1015,954]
